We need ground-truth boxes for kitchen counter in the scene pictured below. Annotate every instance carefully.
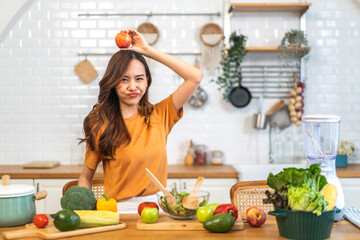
[0,214,358,240]
[1,164,360,179]
[0,164,238,179]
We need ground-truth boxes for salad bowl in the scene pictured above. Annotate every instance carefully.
[156,189,209,220]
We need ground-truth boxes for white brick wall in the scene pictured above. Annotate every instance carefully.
[0,0,359,166]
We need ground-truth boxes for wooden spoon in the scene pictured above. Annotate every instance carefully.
[145,168,177,207]
[182,176,205,210]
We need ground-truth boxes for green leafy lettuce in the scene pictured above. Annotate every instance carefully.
[288,184,328,216]
[263,164,328,215]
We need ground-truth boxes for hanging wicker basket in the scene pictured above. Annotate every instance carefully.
[200,23,223,47]
[137,22,160,46]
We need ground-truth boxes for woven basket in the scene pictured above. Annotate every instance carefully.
[137,22,160,45]
[230,180,274,218]
[200,23,223,47]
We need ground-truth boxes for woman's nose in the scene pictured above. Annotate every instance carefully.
[128,79,137,90]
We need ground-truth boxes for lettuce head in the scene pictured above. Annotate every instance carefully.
[288,184,328,216]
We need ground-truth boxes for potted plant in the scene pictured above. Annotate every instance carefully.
[278,29,310,79]
[336,141,355,167]
[212,31,248,101]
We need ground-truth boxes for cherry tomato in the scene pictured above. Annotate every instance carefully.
[141,207,159,224]
[33,214,49,228]
[137,202,159,216]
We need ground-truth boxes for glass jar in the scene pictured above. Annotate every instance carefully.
[193,144,208,165]
[209,150,224,165]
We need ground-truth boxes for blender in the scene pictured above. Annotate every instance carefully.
[302,115,344,221]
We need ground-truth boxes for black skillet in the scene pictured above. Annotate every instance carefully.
[228,79,252,108]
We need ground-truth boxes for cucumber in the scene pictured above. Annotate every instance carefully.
[203,213,235,233]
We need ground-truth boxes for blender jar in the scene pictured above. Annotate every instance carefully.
[302,115,344,220]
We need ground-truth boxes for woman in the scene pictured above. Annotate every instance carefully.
[78,30,203,213]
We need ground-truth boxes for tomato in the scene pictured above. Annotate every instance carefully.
[33,214,49,228]
[141,207,159,224]
[138,201,159,216]
[196,206,214,223]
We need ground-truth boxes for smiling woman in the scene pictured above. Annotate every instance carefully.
[77,29,203,214]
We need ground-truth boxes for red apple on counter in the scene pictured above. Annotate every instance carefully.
[246,207,266,227]
[115,31,132,48]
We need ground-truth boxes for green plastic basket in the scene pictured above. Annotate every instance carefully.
[269,208,338,240]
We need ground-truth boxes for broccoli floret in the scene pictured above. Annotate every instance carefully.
[61,186,97,210]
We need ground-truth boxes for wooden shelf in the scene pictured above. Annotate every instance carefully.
[229,3,312,15]
[246,46,312,53]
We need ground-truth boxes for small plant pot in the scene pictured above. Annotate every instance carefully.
[336,154,348,168]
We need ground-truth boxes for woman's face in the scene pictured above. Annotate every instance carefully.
[115,59,148,109]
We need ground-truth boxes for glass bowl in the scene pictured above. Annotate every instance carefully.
[156,190,210,220]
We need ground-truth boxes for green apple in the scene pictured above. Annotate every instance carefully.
[196,206,214,223]
[141,207,159,224]
[207,203,220,213]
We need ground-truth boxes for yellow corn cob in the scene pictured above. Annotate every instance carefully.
[74,210,119,228]
[320,184,338,210]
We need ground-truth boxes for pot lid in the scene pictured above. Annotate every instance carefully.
[1,175,35,198]
[0,184,35,198]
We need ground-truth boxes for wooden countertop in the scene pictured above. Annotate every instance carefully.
[1,164,360,179]
[0,214,358,240]
[0,164,238,179]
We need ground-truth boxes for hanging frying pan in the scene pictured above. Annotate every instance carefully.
[228,79,252,108]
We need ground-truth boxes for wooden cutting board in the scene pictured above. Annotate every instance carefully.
[22,161,60,169]
[2,222,126,239]
[136,213,244,231]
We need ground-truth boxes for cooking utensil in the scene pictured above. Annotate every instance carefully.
[74,59,98,84]
[266,100,291,131]
[136,213,244,231]
[145,168,176,207]
[266,100,285,117]
[2,221,126,239]
[254,96,266,129]
[228,80,252,108]
[188,59,208,108]
[0,175,47,227]
[182,176,204,210]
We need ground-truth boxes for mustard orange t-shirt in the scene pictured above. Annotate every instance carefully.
[84,94,183,201]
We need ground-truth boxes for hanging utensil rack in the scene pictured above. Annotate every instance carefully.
[78,12,221,17]
[240,65,300,99]
[77,52,202,57]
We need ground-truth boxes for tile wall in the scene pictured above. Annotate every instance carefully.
[0,0,359,166]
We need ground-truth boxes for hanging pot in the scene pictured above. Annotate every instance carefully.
[0,175,47,227]
[188,59,208,108]
[228,79,252,108]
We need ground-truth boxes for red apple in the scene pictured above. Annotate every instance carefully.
[246,207,266,227]
[115,32,132,48]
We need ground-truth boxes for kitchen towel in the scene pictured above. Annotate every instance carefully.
[344,207,360,228]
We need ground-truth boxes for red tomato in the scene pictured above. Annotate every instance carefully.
[33,214,49,228]
[138,202,159,216]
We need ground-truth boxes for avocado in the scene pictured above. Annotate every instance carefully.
[203,213,235,233]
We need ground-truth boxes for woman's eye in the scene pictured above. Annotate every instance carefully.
[122,78,128,82]
[136,77,144,81]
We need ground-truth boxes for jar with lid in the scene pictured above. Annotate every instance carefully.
[209,150,224,165]
[193,144,208,165]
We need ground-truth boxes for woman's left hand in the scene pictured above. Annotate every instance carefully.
[123,29,151,56]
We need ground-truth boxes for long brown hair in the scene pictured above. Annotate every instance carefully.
[80,50,154,160]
